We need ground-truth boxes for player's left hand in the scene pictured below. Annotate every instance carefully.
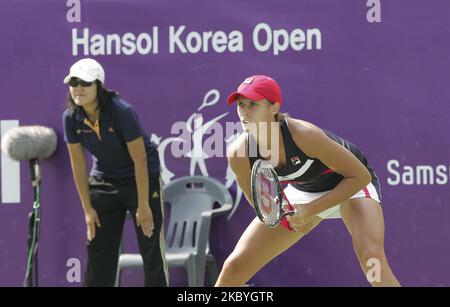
[136,203,154,238]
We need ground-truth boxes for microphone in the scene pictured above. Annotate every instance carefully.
[0,125,57,287]
[1,125,57,161]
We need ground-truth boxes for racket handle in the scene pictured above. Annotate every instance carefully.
[282,199,296,212]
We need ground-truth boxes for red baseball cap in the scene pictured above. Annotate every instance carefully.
[226,75,282,105]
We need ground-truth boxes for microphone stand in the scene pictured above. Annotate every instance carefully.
[23,158,41,287]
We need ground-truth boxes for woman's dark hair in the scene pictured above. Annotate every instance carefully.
[66,80,119,112]
[275,112,290,122]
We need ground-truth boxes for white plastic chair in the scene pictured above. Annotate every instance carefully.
[115,176,233,287]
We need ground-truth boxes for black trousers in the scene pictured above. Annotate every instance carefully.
[84,173,168,287]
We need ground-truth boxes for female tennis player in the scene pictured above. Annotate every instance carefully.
[215,75,400,286]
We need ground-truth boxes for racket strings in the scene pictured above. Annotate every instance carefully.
[256,165,281,225]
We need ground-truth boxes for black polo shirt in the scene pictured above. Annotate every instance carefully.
[63,96,160,178]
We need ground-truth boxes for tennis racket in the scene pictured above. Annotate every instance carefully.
[250,159,297,227]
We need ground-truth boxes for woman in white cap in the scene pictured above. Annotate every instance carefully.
[215,75,400,286]
[62,58,168,287]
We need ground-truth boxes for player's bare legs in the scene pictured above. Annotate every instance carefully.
[215,216,322,287]
[340,198,400,287]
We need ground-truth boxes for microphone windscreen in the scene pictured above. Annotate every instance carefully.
[1,126,58,161]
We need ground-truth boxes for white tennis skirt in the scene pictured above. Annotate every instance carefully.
[283,182,381,219]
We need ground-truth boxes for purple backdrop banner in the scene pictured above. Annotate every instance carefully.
[1,0,449,286]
